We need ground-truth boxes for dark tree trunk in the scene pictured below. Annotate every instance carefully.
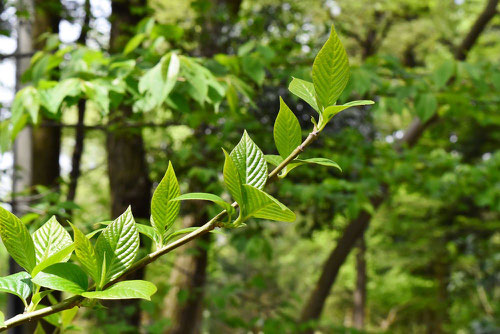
[352,237,366,330]
[104,1,149,329]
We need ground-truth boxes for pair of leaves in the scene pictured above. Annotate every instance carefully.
[223,132,295,224]
[288,25,374,130]
[72,207,139,288]
[271,98,342,177]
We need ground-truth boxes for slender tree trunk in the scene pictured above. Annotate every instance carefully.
[352,237,366,330]
[299,1,499,329]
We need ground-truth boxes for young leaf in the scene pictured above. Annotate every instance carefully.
[223,149,244,204]
[264,154,284,167]
[151,161,181,235]
[288,77,319,112]
[171,193,235,215]
[71,224,100,284]
[95,207,140,285]
[30,290,53,310]
[32,216,73,265]
[82,280,157,301]
[31,244,75,277]
[0,206,36,273]
[274,97,302,159]
[0,272,33,307]
[285,158,342,177]
[312,24,350,110]
[0,310,5,328]
[32,263,88,295]
[230,131,268,189]
[241,185,295,222]
[319,100,374,130]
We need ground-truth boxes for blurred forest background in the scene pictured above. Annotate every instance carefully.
[0,0,498,333]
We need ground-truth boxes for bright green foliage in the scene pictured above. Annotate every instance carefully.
[433,60,455,89]
[138,53,180,111]
[82,280,157,300]
[223,149,245,205]
[265,156,341,177]
[312,25,350,110]
[95,207,140,286]
[288,77,319,112]
[415,93,437,122]
[319,100,374,130]
[274,98,302,159]
[172,193,235,217]
[239,185,295,223]
[0,206,36,273]
[151,161,181,237]
[32,263,88,295]
[72,224,100,284]
[32,216,72,264]
[0,310,4,328]
[230,131,268,190]
[31,244,74,277]
[0,272,33,307]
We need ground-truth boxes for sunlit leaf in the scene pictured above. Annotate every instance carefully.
[82,280,157,300]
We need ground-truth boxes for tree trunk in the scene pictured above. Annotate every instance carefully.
[104,1,149,329]
[299,0,499,329]
[352,237,366,330]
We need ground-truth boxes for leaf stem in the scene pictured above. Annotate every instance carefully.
[1,128,321,332]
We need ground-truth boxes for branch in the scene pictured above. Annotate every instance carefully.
[455,0,499,60]
[1,127,320,331]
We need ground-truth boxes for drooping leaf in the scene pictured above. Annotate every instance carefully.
[71,224,100,284]
[39,78,81,114]
[171,193,234,216]
[223,149,244,204]
[230,131,268,189]
[241,185,295,222]
[433,60,455,89]
[319,100,374,129]
[0,272,33,307]
[415,93,437,122]
[138,53,180,110]
[95,207,140,285]
[285,158,342,177]
[274,98,302,159]
[264,154,284,167]
[82,280,157,300]
[31,244,75,277]
[288,77,319,112]
[0,206,36,273]
[312,24,350,110]
[32,263,88,295]
[151,161,180,235]
[32,216,72,265]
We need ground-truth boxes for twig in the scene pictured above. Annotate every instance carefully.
[1,127,321,331]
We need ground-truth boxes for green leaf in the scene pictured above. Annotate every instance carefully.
[319,100,374,129]
[82,280,157,300]
[11,86,40,124]
[285,158,342,177]
[151,161,180,235]
[312,24,350,110]
[139,53,180,110]
[415,93,437,122]
[123,33,146,55]
[288,77,319,112]
[0,310,5,328]
[230,131,268,190]
[0,272,33,307]
[95,207,140,285]
[264,154,284,167]
[136,224,158,243]
[0,206,36,272]
[171,193,235,215]
[241,185,295,222]
[242,55,265,85]
[32,216,72,265]
[31,290,53,310]
[433,60,455,89]
[164,227,198,244]
[71,224,100,284]
[31,244,75,277]
[32,263,88,295]
[223,149,244,204]
[39,78,81,114]
[274,98,302,159]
